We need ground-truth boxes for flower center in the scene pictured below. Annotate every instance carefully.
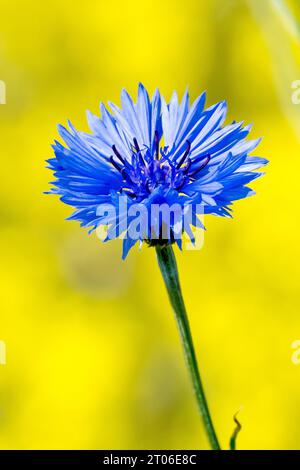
[109,132,210,200]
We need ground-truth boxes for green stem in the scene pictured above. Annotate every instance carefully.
[155,244,220,450]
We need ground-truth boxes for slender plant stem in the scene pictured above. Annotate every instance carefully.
[155,244,220,450]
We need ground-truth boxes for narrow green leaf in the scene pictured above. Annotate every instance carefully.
[229,412,242,450]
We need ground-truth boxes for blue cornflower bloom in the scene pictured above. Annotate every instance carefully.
[47,84,267,258]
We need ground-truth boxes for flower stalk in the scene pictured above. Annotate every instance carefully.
[155,244,220,450]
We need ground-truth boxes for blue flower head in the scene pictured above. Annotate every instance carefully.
[47,84,268,258]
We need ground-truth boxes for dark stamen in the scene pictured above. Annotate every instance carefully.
[138,153,146,167]
[112,145,126,165]
[110,156,129,181]
[176,140,191,169]
[154,131,159,159]
[189,155,211,177]
[133,138,140,153]
[120,168,128,180]
[182,158,191,174]
[110,155,122,172]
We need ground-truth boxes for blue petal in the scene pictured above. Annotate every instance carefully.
[122,235,138,259]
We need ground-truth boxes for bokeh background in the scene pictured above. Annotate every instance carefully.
[0,0,300,450]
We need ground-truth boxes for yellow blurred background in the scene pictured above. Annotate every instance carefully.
[0,0,300,450]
